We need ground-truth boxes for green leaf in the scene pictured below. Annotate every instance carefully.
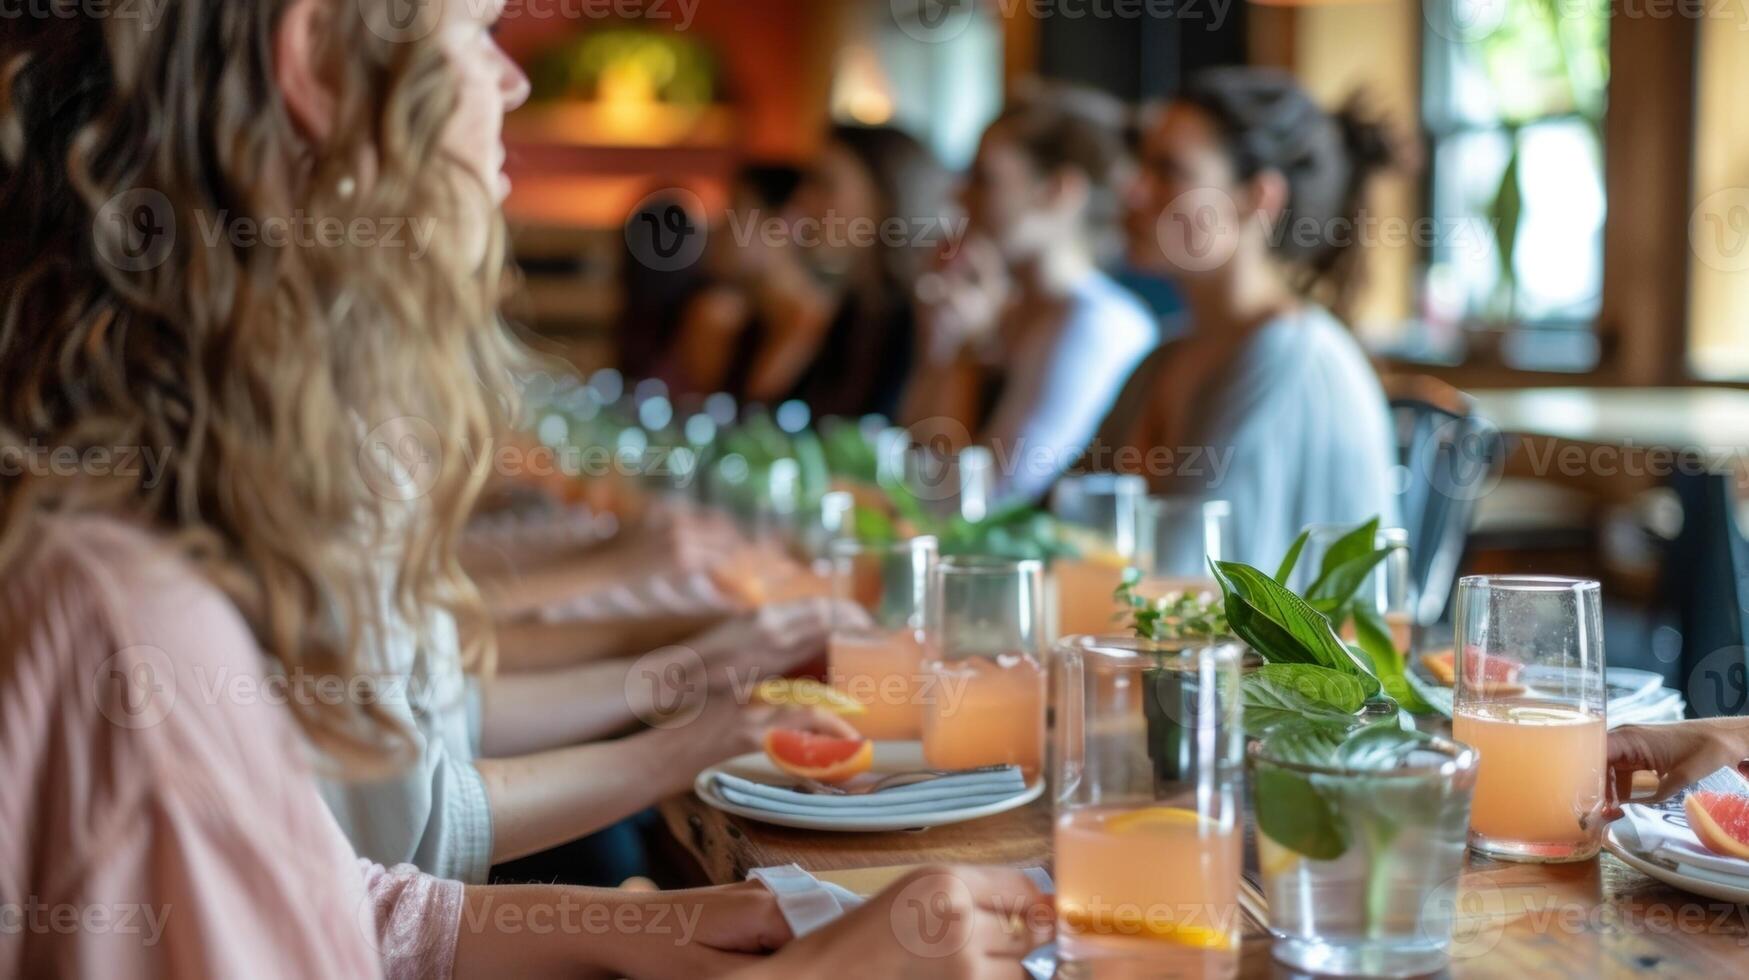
[1331,720,1434,772]
[1252,664,1368,714]
[1254,766,1348,861]
[1275,529,1312,585]
[1212,561,1379,692]
[1242,673,1364,737]
[1349,601,1437,715]
[1306,550,1393,611]
[1306,519,1380,596]
[852,504,898,545]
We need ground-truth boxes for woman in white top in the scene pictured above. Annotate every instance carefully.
[1099,68,1403,566]
[902,83,1157,504]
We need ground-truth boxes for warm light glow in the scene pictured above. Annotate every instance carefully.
[831,45,896,126]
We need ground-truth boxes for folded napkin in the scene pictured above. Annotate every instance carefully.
[715,767,1030,819]
[748,863,1054,940]
[1616,768,1749,886]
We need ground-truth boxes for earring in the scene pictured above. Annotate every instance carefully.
[337,175,357,199]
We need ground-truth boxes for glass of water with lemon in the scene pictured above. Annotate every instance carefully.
[1053,635,1246,979]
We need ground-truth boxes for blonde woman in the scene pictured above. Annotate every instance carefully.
[0,1,1047,977]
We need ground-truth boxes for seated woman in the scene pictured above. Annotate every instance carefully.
[718,124,950,420]
[0,2,1049,976]
[1096,68,1403,566]
[902,84,1157,503]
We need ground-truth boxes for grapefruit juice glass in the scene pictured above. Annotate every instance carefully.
[1053,636,1246,980]
[1451,576,1607,862]
[1051,475,1150,638]
[827,537,936,741]
[920,556,1048,780]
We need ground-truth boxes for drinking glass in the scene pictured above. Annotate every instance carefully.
[1054,635,1245,979]
[904,444,994,523]
[1050,474,1150,639]
[1138,497,1232,600]
[827,537,936,741]
[1252,733,1478,977]
[1450,576,1607,862]
[1372,527,1415,654]
[921,556,1048,780]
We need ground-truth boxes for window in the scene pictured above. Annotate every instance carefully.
[1421,0,1610,369]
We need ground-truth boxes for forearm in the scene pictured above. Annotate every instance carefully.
[476,728,716,864]
[453,884,694,980]
[475,549,644,620]
[493,615,722,673]
[478,658,644,755]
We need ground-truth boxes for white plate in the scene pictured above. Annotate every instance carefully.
[1604,824,1749,904]
[694,741,1044,832]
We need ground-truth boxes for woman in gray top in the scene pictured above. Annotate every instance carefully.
[1093,69,1403,566]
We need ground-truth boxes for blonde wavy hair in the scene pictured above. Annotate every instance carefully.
[0,1,525,767]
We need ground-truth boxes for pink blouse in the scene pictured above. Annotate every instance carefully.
[0,517,462,979]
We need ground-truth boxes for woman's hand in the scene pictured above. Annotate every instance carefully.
[1605,718,1749,817]
[692,597,872,682]
[739,866,1052,980]
[589,881,794,980]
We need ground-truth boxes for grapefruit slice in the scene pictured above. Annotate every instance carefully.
[752,678,866,716]
[1421,648,1526,695]
[763,729,873,784]
[1685,791,1749,860]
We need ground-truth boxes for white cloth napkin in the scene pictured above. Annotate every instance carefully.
[714,767,1030,819]
[748,863,1055,940]
[1616,768,1749,886]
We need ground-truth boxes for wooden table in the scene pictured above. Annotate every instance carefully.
[659,794,1749,977]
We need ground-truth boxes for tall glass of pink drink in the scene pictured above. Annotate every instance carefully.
[1450,576,1607,862]
[920,556,1048,780]
[1050,475,1150,638]
[1053,635,1246,980]
[827,537,936,741]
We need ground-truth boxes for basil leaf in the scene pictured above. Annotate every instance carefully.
[1311,518,1379,587]
[1212,561,1380,692]
[1254,766,1348,861]
[1274,529,1312,585]
[1253,664,1369,714]
[852,504,898,544]
[1349,600,1437,715]
[1306,549,1394,610]
[1242,676,1361,737]
[1331,720,1434,772]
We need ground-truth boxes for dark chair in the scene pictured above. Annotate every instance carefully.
[1386,376,1507,626]
[1664,463,1749,717]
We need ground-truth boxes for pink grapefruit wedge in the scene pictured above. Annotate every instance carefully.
[1685,791,1749,860]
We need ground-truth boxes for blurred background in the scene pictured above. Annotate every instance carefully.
[493,0,1749,711]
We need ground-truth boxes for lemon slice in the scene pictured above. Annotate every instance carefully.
[752,678,867,716]
[1106,806,1206,835]
[1060,908,1235,950]
[1257,833,1304,877]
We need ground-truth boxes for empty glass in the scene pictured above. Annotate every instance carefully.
[1139,497,1232,600]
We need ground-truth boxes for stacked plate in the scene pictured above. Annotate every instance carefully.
[696,742,1042,832]
[1607,768,1749,902]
